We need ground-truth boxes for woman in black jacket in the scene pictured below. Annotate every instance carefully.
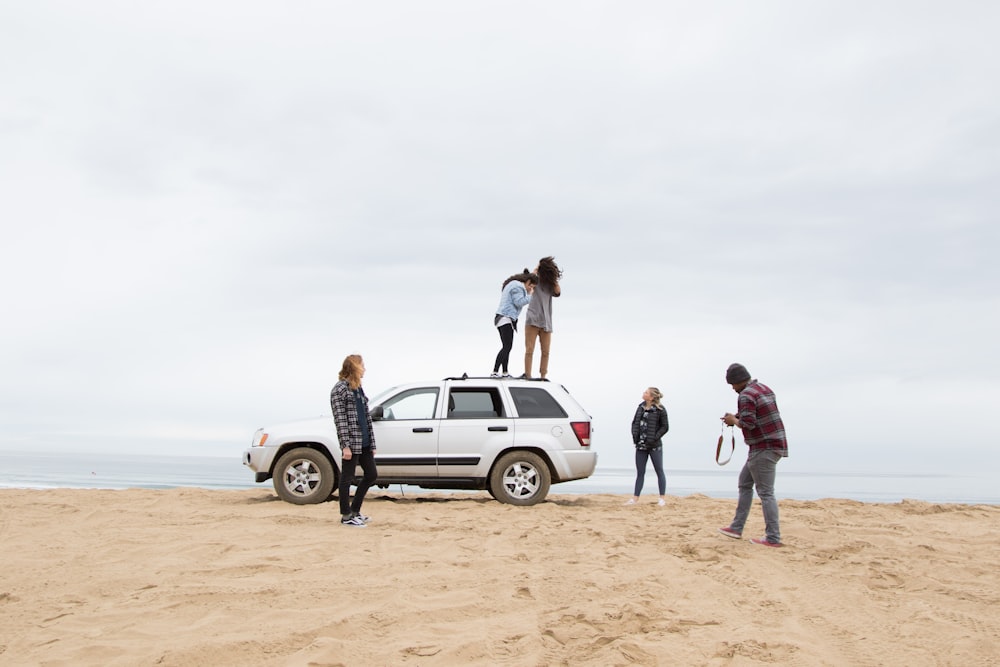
[626,387,670,506]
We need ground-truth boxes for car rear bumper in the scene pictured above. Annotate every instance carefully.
[552,450,598,482]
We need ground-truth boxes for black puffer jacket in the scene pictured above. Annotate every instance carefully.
[631,403,669,450]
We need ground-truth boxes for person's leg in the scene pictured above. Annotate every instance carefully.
[729,457,754,533]
[538,329,552,378]
[350,449,378,514]
[495,324,514,373]
[649,447,667,496]
[632,448,649,498]
[338,455,357,518]
[523,325,540,377]
[749,449,781,543]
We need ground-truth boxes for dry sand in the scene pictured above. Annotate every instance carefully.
[1,488,997,666]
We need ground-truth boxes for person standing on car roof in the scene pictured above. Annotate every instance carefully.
[330,354,378,527]
[626,387,670,506]
[492,269,538,377]
[523,256,562,379]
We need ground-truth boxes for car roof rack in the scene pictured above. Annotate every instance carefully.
[442,374,549,382]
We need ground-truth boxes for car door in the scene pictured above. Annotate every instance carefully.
[371,386,441,478]
[436,384,514,478]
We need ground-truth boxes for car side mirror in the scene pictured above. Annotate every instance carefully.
[369,405,384,421]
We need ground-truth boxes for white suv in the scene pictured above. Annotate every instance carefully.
[243,376,597,506]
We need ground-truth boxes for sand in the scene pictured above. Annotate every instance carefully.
[0,488,997,666]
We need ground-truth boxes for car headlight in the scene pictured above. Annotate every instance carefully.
[251,429,269,447]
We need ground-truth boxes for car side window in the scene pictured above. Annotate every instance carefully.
[379,388,439,420]
[509,387,568,418]
[447,388,505,419]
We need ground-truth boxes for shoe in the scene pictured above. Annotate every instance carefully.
[750,537,783,547]
[490,372,501,378]
[718,527,742,540]
[353,512,370,524]
[341,515,367,527]
[657,498,666,507]
[624,498,637,505]
[501,373,511,378]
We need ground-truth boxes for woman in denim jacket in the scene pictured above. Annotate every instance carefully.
[492,269,537,377]
[626,387,670,506]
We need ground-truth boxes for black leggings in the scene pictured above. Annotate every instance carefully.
[339,449,377,517]
[493,323,515,373]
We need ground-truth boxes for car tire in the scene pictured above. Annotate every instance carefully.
[272,447,336,505]
[489,451,551,506]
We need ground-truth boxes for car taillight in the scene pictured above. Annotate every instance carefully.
[570,421,590,447]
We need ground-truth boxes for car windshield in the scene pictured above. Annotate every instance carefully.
[368,385,401,406]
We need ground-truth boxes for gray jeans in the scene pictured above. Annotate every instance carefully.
[729,448,783,543]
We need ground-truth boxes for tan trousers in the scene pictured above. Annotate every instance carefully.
[523,325,552,378]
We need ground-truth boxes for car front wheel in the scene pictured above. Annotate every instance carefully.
[489,451,551,506]
[272,447,336,505]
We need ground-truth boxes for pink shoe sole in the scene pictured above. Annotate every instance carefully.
[749,537,783,547]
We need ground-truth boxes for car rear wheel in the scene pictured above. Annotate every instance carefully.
[272,447,336,505]
[489,451,550,506]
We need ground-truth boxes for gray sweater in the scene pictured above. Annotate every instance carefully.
[524,282,559,332]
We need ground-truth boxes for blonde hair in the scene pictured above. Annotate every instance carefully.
[647,387,663,407]
[338,354,364,390]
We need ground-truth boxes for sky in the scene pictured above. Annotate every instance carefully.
[2,1,998,477]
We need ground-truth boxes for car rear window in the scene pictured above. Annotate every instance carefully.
[509,387,568,418]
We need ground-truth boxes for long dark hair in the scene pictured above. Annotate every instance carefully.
[536,256,562,291]
[501,269,539,290]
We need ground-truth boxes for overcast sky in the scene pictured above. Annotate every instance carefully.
[2,2,998,477]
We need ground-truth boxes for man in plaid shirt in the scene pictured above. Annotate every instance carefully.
[718,363,788,547]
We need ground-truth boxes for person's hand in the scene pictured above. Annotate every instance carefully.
[342,446,352,460]
[526,283,534,294]
[722,413,738,427]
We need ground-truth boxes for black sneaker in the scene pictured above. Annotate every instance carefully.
[341,515,367,527]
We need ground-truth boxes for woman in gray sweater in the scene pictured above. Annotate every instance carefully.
[523,256,562,379]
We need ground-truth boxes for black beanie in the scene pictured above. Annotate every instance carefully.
[726,363,751,384]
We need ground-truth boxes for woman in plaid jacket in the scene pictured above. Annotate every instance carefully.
[330,354,378,527]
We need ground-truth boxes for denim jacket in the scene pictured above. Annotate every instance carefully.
[495,281,531,321]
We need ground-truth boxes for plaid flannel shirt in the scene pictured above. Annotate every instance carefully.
[736,380,787,455]
[330,380,377,455]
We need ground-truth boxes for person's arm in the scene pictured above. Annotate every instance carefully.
[330,383,353,458]
[512,285,531,309]
[654,407,669,440]
[363,390,376,452]
[735,393,757,430]
[630,406,642,444]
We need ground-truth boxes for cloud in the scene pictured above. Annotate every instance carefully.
[1,1,997,482]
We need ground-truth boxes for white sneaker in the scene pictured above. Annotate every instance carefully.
[624,498,637,505]
[657,498,666,507]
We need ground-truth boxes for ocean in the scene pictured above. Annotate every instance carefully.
[2,449,996,505]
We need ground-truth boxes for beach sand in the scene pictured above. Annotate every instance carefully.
[1,488,997,666]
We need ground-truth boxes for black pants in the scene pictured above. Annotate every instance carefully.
[493,323,515,373]
[339,448,377,517]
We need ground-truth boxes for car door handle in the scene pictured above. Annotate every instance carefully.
[412,427,434,433]
[487,426,508,432]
